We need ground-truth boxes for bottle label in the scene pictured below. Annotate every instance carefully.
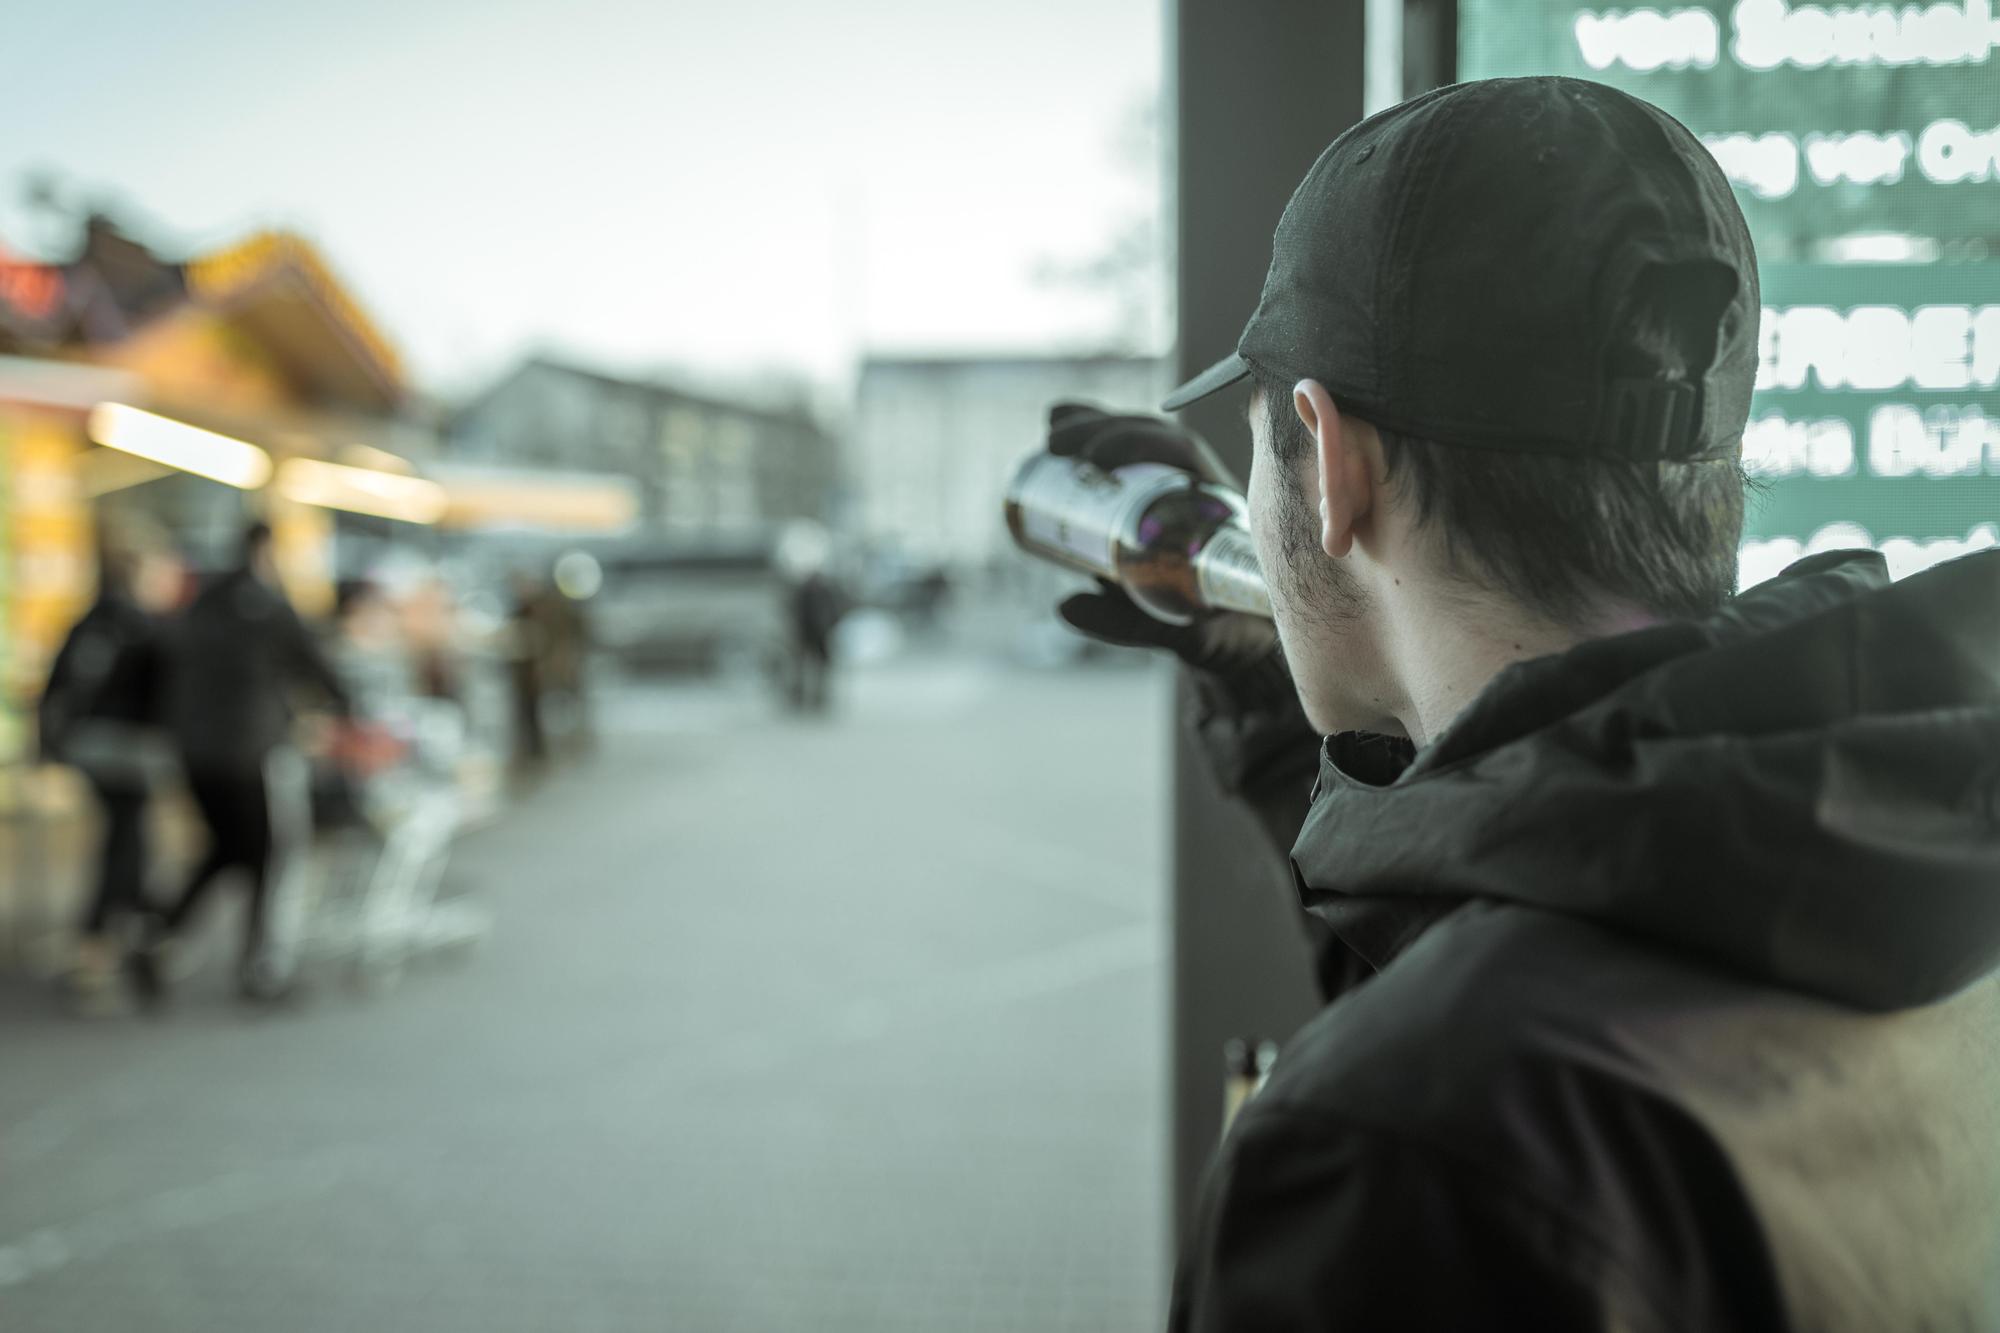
[1014,459,1186,577]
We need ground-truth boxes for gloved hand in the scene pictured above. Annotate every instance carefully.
[1046,402,1242,490]
[1046,402,1319,864]
[1045,402,1290,716]
[1059,580,1294,716]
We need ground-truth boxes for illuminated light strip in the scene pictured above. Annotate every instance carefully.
[438,484,639,533]
[336,442,417,475]
[275,457,447,525]
[87,402,273,489]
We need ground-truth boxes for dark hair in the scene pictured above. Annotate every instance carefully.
[1258,286,1747,626]
[335,578,385,621]
[239,520,274,565]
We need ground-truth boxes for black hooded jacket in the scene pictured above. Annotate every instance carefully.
[38,593,162,761]
[162,567,349,774]
[1170,550,2000,1331]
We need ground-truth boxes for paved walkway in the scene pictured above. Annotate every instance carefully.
[0,656,1171,1332]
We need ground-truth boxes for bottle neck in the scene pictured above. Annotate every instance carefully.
[1194,524,1272,618]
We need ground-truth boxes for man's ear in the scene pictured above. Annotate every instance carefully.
[1294,379,1373,559]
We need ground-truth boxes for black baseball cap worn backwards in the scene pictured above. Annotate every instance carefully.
[1164,76,1760,462]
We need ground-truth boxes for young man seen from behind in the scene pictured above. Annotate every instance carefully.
[1051,76,2000,1330]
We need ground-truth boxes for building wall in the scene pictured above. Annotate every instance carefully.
[449,359,837,540]
[853,356,1165,569]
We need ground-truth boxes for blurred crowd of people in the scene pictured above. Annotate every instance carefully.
[30,507,904,1014]
[31,514,544,1014]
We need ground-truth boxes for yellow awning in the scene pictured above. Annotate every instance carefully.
[428,464,640,533]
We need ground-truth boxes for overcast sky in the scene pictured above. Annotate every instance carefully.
[2,0,1162,398]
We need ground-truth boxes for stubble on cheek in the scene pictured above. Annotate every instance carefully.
[1270,472,1365,632]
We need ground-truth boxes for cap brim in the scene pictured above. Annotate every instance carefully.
[1161,353,1251,412]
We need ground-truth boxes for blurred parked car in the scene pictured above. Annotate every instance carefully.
[587,539,788,675]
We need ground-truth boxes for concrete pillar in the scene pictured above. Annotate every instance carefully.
[1166,0,1367,1247]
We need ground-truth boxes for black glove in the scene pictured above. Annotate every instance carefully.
[1046,401,1242,490]
[1046,403,1282,700]
[1048,404,1329,981]
[1043,403,1315,794]
[1058,580,1294,717]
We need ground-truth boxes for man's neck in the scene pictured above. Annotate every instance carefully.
[1381,594,1656,747]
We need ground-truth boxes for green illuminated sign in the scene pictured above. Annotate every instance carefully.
[1462,0,2000,583]
[1466,1,2000,254]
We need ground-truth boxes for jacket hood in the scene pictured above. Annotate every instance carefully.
[1292,548,2000,1011]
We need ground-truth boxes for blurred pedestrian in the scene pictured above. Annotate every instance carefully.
[1051,77,2000,1330]
[134,520,350,1005]
[402,573,465,705]
[322,575,475,979]
[506,571,551,777]
[316,579,413,831]
[785,568,845,714]
[543,564,594,757]
[37,512,182,1015]
[911,566,951,636]
[330,578,417,740]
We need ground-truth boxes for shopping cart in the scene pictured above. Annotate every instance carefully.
[294,701,489,989]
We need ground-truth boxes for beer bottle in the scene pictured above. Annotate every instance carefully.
[1003,453,1271,625]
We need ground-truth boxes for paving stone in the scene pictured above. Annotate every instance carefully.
[0,656,1172,1332]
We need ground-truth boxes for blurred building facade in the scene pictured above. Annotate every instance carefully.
[446,357,839,541]
[852,354,1165,573]
[0,214,639,763]
[0,216,421,740]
